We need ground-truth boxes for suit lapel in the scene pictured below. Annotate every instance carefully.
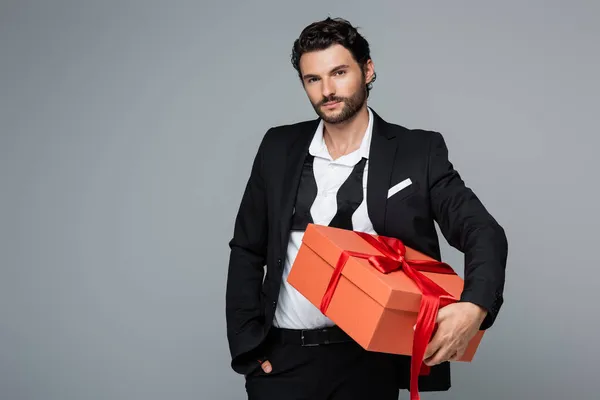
[279,119,319,254]
[367,109,398,235]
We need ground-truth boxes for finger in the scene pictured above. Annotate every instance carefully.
[423,341,439,361]
[423,328,444,360]
[425,344,455,366]
[260,360,272,373]
[423,348,439,366]
[448,351,460,361]
[450,346,466,361]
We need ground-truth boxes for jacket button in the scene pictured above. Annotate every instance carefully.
[272,301,277,308]
[277,258,282,266]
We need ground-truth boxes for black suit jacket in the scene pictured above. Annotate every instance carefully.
[225,108,508,392]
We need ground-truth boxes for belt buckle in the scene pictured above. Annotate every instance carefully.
[301,330,320,347]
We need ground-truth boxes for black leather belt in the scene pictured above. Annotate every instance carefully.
[268,325,354,347]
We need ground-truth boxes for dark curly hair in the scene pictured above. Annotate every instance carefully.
[291,17,376,97]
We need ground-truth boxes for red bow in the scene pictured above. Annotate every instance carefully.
[319,231,457,400]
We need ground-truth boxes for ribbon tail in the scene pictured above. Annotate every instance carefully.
[410,293,440,400]
[320,251,350,313]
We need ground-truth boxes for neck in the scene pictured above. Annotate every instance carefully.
[323,104,369,160]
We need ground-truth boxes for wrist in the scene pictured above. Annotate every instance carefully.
[463,301,488,321]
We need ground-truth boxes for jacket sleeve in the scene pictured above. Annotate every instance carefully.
[427,131,508,330]
[225,129,272,374]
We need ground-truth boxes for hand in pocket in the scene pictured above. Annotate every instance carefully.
[258,359,272,373]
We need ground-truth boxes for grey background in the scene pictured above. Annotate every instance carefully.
[1,1,598,399]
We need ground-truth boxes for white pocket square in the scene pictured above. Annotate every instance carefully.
[387,178,412,199]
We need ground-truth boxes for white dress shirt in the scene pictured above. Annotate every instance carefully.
[273,107,378,330]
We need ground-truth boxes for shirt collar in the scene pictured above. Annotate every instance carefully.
[309,107,374,165]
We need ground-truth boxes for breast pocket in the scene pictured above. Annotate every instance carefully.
[387,177,420,203]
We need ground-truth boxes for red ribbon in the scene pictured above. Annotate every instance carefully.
[319,231,457,400]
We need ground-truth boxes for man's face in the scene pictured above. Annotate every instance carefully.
[299,44,374,124]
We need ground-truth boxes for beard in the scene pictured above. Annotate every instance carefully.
[311,81,367,124]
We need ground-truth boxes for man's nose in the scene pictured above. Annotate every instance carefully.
[321,78,335,99]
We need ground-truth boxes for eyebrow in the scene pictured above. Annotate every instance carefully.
[303,64,350,80]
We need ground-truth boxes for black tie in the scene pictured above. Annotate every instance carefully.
[290,154,367,232]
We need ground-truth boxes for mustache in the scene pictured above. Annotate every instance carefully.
[319,96,345,106]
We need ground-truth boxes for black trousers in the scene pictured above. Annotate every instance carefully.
[244,328,399,400]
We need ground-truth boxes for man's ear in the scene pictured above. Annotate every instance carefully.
[362,59,376,86]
